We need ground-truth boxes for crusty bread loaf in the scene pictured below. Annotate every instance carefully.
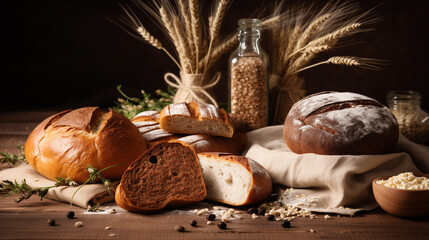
[115,141,207,212]
[24,107,147,183]
[198,153,272,206]
[178,132,247,155]
[283,91,399,155]
[159,102,235,137]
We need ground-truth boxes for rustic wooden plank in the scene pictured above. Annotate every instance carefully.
[0,197,428,240]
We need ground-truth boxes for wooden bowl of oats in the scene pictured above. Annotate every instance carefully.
[372,172,429,217]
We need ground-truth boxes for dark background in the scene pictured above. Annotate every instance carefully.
[1,0,428,113]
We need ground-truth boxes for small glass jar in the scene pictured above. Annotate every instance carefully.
[228,18,269,131]
[386,90,429,144]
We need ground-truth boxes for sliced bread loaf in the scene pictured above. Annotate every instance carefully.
[159,102,234,137]
[133,120,182,148]
[198,153,272,206]
[115,141,207,212]
[177,132,247,155]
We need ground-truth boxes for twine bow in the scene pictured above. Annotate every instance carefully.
[164,72,221,107]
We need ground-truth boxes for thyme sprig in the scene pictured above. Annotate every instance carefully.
[70,164,121,207]
[1,164,119,206]
[112,85,175,119]
[0,177,77,203]
[0,145,27,166]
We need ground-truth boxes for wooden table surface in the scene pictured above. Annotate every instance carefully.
[1,111,428,240]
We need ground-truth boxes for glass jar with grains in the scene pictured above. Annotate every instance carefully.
[386,90,429,144]
[228,18,269,131]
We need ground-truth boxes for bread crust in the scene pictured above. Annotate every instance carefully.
[283,91,399,155]
[197,153,272,206]
[159,102,234,137]
[177,132,247,155]
[24,107,147,183]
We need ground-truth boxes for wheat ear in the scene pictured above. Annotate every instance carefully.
[204,0,229,73]
[173,16,193,73]
[261,15,282,29]
[295,13,332,50]
[288,56,381,76]
[117,5,181,70]
[283,26,301,67]
[307,23,361,47]
[177,0,195,61]
[189,0,201,73]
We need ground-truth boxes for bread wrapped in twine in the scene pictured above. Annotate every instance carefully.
[164,72,220,107]
[270,74,306,125]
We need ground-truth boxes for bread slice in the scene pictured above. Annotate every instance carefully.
[178,132,247,155]
[132,120,182,148]
[115,141,207,212]
[159,102,234,138]
[198,153,272,206]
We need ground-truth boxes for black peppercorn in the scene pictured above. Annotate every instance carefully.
[257,207,266,215]
[266,214,275,221]
[175,225,185,232]
[207,214,216,221]
[281,220,291,228]
[47,219,55,226]
[67,211,75,219]
[190,220,197,227]
[247,207,258,214]
[217,222,227,230]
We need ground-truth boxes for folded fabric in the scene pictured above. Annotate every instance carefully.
[0,164,114,208]
[243,125,429,215]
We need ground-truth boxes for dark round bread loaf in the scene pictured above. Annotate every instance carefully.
[283,91,399,155]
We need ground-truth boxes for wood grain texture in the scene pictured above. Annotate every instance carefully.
[1,197,428,240]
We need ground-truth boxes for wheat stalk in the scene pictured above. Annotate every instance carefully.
[173,16,193,73]
[116,5,181,70]
[177,0,195,65]
[286,44,330,74]
[268,1,381,124]
[199,34,237,70]
[189,0,201,73]
[159,7,179,49]
[288,56,382,76]
[307,22,361,48]
[204,0,229,73]
[295,13,332,51]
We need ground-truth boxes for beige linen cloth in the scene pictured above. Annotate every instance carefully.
[0,164,115,208]
[243,125,429,215]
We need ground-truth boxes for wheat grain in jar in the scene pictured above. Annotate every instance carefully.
[228,18,269,131]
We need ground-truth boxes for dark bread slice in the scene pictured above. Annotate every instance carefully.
[283,91,399,155]
[115,141,207,212]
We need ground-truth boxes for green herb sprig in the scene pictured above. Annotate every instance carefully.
[1,164,119,206]
[112,85,175,119]
[0,145,27,166]
[70,164,121,207]
[0,177,77,203]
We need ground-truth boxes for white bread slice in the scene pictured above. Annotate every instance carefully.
[198,153,272,206]
[159,102,234,138]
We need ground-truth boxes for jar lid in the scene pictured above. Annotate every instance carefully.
[387,90,421,101]
[238,18,262,31]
